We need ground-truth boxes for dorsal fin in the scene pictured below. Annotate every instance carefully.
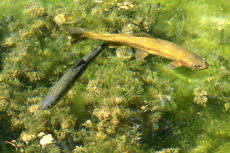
[133,32,156,39]
[71,58,86,69]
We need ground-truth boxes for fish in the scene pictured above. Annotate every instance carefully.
[69,27,209,70]
[41,42,107,109]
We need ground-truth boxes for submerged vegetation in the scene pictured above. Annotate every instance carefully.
[0,0,230,152]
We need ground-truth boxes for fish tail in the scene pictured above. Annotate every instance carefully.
[69,27,88,44]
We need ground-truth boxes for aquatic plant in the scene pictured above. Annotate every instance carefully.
[0,0,230,152]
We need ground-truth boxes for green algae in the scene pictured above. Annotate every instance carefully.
[0,0,230,152]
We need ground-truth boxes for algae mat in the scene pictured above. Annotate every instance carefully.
[0,0,230,152]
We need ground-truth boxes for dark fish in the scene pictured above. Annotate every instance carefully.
[41,43,107,109]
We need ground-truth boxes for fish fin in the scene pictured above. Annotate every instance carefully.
[71,37,82,44]
[135,50,149,61]
[109,29,119,48]
[69,27,88,44]
[78,74,89,84]
[71,58,86,69]
[166,61,182,69]
[108,42,121,48]
[108,30,120,48]
[133,32,156,39]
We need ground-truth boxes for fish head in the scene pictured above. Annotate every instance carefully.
[41,94,59,110]
[190,57,209,70]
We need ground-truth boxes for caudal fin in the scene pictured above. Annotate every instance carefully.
[69,27,88,44]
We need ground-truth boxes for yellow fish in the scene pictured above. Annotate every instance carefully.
[69,27,209,70]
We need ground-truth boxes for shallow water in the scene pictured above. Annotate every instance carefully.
[0,0,230,152]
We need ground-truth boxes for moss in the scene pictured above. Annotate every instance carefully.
[0,0,230,152]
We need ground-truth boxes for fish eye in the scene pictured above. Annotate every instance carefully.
[194,65,201,69]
